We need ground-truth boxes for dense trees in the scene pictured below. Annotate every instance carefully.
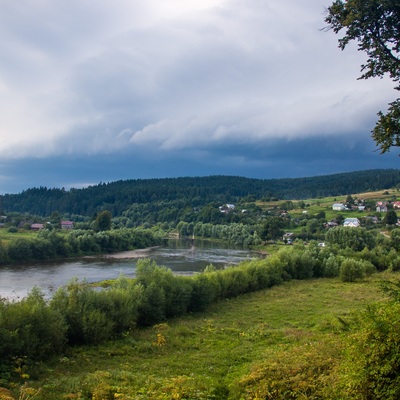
[325,0,400,153]
[94,210,112,231]
[384,209,398,225]
[0,228,164,265]
[2,170,400,217]
[325,226,376,251]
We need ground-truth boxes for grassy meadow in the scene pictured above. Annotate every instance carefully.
[9,272,395,400]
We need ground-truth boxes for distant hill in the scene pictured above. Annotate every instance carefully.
[1,169,399,217]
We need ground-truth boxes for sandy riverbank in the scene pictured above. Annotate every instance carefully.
[101,246,161,260]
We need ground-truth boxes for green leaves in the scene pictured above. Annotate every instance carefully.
[372,98,400,153]
[325,0,400,153]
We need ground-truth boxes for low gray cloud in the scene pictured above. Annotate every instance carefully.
[0,0,397,193]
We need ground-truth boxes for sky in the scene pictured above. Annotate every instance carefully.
[0,0,399,195]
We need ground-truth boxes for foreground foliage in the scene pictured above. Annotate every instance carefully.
[2,274,396,399]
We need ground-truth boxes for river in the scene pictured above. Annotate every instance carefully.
[0,239,261,300]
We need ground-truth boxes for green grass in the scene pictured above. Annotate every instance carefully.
[0,229,36,242]
[11,272,395,399]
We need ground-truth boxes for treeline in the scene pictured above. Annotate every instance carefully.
[0,228,164,265]
[2,169,399,217]
[2,226,400,373]
[190,222,262,247]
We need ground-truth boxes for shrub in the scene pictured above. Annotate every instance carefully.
[340,299,400,399]
[323,254,342,278]
[233,340,341,399]
[137,283,166,327]
[0,288,67,362]
[50,279,115,345]
[277,247,315,280]
[340,259,366,282]
[189,273,219,312]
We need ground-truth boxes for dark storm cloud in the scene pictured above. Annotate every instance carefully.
[0,0,398,193]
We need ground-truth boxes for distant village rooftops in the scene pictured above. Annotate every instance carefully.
[332,203,347,211]
[61,221,74,229]
[343,218,360,227]
[31,223,44,230]
[219,204,235,213]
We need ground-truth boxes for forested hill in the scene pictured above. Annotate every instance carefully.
[1,169,399,217]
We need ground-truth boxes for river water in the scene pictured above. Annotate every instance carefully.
[0,239,260,300]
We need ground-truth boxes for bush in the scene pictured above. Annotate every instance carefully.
[234,340,340,399]
[277,247,315,280]
[341,297,400,399]
[137,283,166,327]
[188,272,219,312]
[50,277,143,344]
[0,288,67,362]
[339,259,367,282]
[323,254,342,278]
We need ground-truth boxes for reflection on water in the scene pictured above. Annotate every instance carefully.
[0,239,260,300]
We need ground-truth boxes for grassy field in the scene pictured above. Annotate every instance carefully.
[10,272,395,399]
[0,229,36,247]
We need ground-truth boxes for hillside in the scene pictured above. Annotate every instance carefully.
[1,169,399,217]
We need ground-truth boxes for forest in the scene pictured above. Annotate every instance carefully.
[1,169,400,217]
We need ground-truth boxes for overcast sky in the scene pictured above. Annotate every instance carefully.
[0,0,398,194]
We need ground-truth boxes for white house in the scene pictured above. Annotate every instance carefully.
[343,218,360,227]
[332,203,346,211]
[219,204,235,213]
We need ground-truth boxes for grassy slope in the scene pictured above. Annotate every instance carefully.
[18,272,394,399]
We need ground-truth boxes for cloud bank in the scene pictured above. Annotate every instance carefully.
[0,0,398,193]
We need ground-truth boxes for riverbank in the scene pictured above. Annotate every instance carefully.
[101,246,161,260]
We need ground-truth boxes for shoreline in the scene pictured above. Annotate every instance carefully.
[100,246,161,260]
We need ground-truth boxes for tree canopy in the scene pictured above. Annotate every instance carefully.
[325,0,400,153]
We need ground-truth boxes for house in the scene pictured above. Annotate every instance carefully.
[343,218,360,227]
[376,204,388,213]
[219,204,235,213]
[324,220,338,228]
[358,205,366,211]
[61,220,74,229]
[332,203,346,211]
[393,201,400,209]
[31,223,44,231]
[365,216,379,224]
[283,232,294,244]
